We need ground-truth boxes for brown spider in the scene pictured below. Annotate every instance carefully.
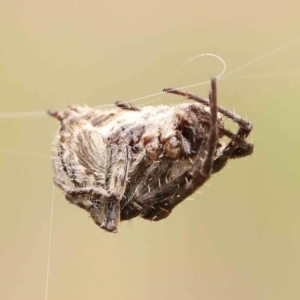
[49,78,253,233]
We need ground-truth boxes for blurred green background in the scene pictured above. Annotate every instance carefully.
[1,1,300,299]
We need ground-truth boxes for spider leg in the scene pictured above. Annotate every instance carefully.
[115,101,141,112]
[134,78,219,220]
[141,204,171,221]
[164,87,254,161]
[121,201,143,221]
[48,105,92,122]
[107,123,145,197]
[212,127,254,173]
[142,126,255,220]
[220,127,254,157]
[100,123,146,225]
[164,86,253,174]
[163,87,252,136]
[89,201,120,233]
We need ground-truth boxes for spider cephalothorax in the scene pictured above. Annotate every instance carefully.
[49,78,253,233]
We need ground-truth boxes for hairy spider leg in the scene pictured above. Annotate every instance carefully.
[163,87,252,134]
[115,101,141,112]
[163,86,253,174]
[133,78,219,221]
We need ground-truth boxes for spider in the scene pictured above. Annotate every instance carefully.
[49,78,253,233]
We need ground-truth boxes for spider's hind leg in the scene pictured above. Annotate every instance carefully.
[141,203,171,221]
[115,101,141,112]
[47,110,64,121]
[212,126,254,174]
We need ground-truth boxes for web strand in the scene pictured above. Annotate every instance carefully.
[0,111,47,118]
[223,37,300,78]
[0,147,49,158]
[1,37,300,119]
[45,184,55,300]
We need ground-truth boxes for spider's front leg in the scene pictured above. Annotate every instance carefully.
[164,84,254,174]
[134,78,219,220]
[212,127,254,174]
[94,122,146,229]
[88,140,138,232]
